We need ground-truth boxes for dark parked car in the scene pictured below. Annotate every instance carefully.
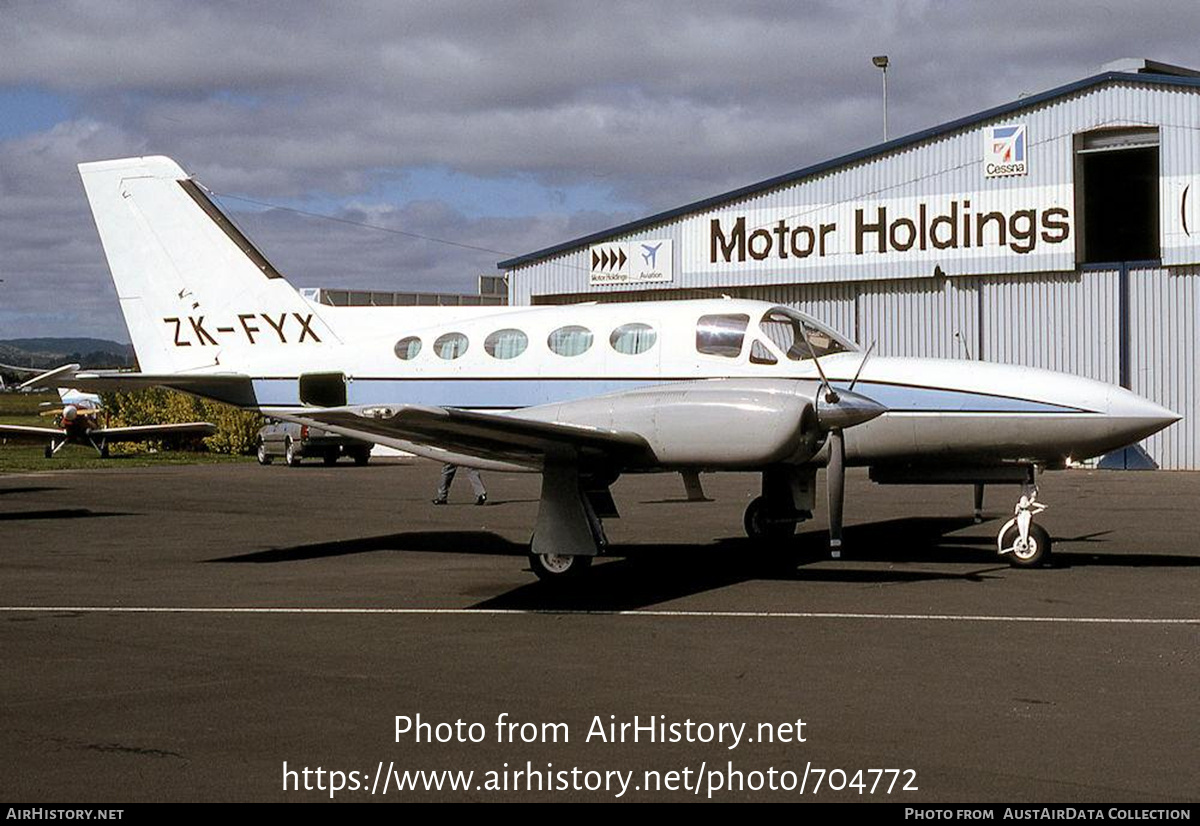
[256,420,373,466]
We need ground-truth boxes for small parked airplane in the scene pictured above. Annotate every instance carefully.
[55,156,1179,579]
[0,363,216,457]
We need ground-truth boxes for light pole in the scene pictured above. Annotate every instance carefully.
[872,55,889,141]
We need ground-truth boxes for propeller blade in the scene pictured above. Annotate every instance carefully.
[827,428,845,558]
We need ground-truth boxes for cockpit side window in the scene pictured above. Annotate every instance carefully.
[696,314,750,358]
[750,339,778,365]
[760,309,852,361]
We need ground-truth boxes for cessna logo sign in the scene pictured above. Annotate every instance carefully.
[590,240,673,285]
[691,186,1075,275]
[985,123,1028,178]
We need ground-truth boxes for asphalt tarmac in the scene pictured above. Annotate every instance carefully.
[1,459,1197,803]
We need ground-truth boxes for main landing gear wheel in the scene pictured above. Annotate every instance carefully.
[528,550,593,581]
[44,445,53,459]
[743,496,796,539]
[1000,522,1052,568]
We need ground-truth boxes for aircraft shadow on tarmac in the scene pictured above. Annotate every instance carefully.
[0,486,67,496]
[0,508,131,522]
[208,530,528,563]
[207,515,1200,610]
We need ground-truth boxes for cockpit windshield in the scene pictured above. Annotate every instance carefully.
[759,307,856,361]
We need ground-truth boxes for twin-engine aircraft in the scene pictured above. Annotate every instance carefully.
[55,155,1179,579]
[0,363,216,457]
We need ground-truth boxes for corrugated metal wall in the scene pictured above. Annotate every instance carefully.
[980,270,1120,383]
[1128,266,1200,468]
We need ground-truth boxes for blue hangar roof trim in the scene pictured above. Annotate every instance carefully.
[498,70,1200,271]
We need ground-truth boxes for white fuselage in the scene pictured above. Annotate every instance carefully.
[183,296,1176,470]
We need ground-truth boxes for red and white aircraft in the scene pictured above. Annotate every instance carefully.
[0,364,215,458]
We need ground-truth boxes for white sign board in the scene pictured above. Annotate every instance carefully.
[590,240,673,286]
[686,185,1075,278]
[984,124,1028,178]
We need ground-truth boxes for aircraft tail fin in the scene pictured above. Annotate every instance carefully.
[78,156,337,375]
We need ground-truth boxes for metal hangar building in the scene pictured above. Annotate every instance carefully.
[498,59,1200,469]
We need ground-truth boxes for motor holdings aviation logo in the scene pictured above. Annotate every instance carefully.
[589,240,673,285]
[985,123,1028,178]
[591,243,628,279]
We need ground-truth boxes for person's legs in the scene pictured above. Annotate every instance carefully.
[465,468,486,502]
[434,463,456,503]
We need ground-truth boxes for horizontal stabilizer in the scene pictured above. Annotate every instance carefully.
[18,364,82,391]
[51,371,257,407]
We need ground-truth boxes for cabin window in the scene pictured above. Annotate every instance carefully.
[750,339,778,365]
[484,328,528,359]
[547,325,594,357]
[610,323,657,355]
[434,332,469,360]
[760,309,850,360]
[696,314,749,358]
[394,336,422,360]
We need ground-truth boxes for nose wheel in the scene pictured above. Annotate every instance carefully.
[997,487,1052,567]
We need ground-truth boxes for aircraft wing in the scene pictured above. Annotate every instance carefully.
[0,424,63,443]
[92,422,217,443]
[292,404,655,470]
[44,370,257,407]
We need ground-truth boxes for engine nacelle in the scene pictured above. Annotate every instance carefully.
[521,379,824,469]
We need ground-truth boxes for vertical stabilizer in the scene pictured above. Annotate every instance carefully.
[78,156,337,374]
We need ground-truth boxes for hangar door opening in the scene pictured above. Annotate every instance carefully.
[1074,128,1160,263]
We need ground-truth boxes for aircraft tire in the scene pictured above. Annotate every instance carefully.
[44,445,53,459]
[528,549,592,581]
[743,496,795,540]
[1001,522,1051,568]
[256,441,273,465]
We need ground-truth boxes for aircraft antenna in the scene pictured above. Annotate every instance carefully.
[848,341,876,392]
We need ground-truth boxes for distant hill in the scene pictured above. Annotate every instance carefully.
[0,338,135,372]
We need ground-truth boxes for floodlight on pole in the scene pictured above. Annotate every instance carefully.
[872,55,889,141]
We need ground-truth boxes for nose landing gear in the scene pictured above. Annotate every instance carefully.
[997,487,1051,567]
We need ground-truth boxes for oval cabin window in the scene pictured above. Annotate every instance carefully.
[394,336,422,360]
[434,332,469,360]
[610,323,657,355]
[547,325,594,357]
[484,328,529,359]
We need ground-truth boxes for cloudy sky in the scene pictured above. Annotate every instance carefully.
[2,0,1198,342]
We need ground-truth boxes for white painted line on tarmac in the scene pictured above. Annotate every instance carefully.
[1,606,1197,624]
